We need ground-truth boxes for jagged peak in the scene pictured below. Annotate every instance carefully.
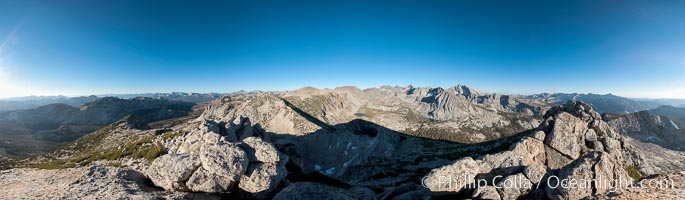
[452,84,480,96]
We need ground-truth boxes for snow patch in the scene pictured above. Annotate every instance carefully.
[645,136,663,142]
[670,119,680,130]
[322,167,336,175]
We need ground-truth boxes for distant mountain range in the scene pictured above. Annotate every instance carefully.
[4,90,682,114]
[632,98,685,108]
[0,92,221,112]
[0,97,195,157]
[525,93,681,113]
[0,91,283,112]
[649,105,685,121]
[0,96,99,112]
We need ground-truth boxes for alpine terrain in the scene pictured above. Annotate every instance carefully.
[0,85,683,199]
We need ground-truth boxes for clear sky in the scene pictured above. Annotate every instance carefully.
[1,0,684,99]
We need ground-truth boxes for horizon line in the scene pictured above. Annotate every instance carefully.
[2,84,684,100]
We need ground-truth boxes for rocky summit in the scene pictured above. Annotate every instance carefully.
[424,100,631,199]
[0,86,683,199]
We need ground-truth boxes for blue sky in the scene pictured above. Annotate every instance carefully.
[1,0,684,98]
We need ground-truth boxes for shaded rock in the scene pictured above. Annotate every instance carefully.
[495,173,533,200]
[145,154,200,191]
[378,183,423,200]
[272,182,359,200]
[199,120,223,142]
[545,152,599,200]
[227,116,257,141]
[391,190,432,200]
[348,186,377,200]
[545,145,573,170]
[526,189,547,200]
[477,151,524,181]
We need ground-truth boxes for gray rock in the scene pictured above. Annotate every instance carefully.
[236,136,289,198]
[523,165,548,185]
[424,157,480,192]
[0,165,188,199]
[227,117,256,141]
[477,151,524,180]
[186,167,235,192]
[584,129,597,142]
[238,162,288,198]
[177,120,224,154]
[545,152,599,200]
[145,154,200,191]
[624,139,685,176]
[473,186,501,200]
[186,142,249,192]
[495,173,533,200]
[593,153,630,194]
[510,137,546,166]
[532,130,546,141]
[420,100,638,199]
[543,112,587,159]
[242,136,284,163]
[600,136,622,155]
[199,120,222,143]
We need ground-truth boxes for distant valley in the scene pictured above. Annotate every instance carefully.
[0,96,196,158]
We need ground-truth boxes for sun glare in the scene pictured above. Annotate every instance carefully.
[0,66,30,99]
